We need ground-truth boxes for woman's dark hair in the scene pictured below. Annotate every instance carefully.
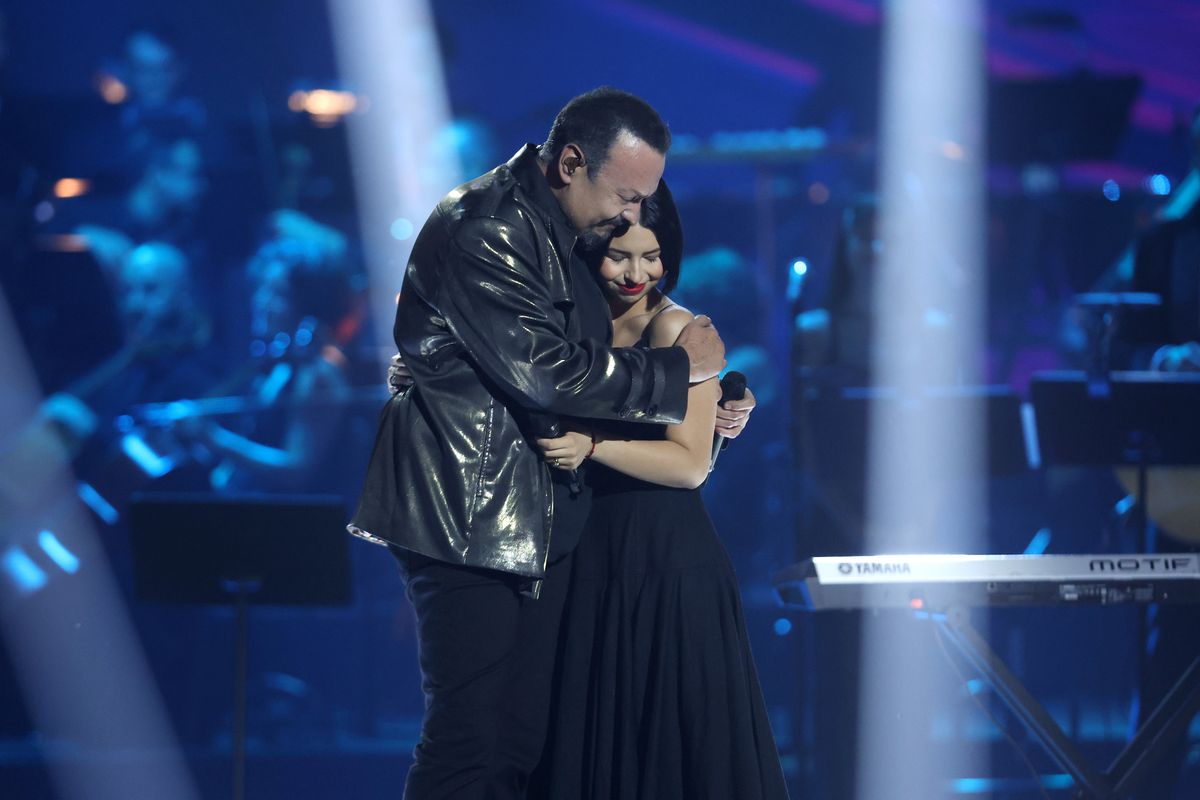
[638,179,684,295]
[539,87,671,175]
[582,179,684,294]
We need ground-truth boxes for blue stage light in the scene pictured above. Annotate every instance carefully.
[1102,179,1120,202]
[390,217,415,241]
[3,547,47,595]
[1147,174,1171,196]
[121,433,173,478]
[1023,528,1051,556]
[952,777,992,793]
[773,617,792,636]
[77,482,119,525]
[38,531,80,574]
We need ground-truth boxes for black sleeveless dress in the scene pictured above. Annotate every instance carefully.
[534,332,791,799]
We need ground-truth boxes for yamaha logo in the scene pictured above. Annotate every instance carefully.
[836,561,914,576]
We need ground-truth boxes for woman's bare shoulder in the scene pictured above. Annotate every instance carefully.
[646,301,697,349]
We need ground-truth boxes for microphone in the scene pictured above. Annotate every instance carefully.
[709,370,747,472]
[527,413,561,439]
[530,413,583,496]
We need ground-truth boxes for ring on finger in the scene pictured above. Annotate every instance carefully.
[552,457,560,467]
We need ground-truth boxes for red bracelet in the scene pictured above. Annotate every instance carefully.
[585,432,597,459]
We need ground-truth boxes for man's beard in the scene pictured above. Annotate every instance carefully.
[578,217,631,250]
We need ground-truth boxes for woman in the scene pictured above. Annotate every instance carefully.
[532,182,790,799]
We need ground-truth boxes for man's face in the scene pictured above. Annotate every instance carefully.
[559,131,665,248]
[119,249,187,340]
[125,31,180,108]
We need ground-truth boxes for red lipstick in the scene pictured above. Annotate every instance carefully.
[617,282,646,295]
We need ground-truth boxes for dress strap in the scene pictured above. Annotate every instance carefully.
[638,301,680,347]
[646,301,679,328]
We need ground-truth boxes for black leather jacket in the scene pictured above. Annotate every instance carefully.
[349,145,689,584]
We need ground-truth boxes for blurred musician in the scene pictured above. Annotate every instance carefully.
[1117,105,1200,800]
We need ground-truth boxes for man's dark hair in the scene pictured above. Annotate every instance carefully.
[638,179,683,294]
[539,87,671,175]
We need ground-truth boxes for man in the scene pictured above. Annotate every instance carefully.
[1122,106,1200,374]
[36,241,215,502]
[1118,104,1200,800]
[349,88,735,798]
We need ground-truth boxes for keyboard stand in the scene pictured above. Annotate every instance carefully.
[935,607,1200,800]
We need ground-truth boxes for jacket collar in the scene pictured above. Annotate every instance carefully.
[507,144,579,267]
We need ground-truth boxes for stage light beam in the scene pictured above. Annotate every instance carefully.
[860,0,988,796]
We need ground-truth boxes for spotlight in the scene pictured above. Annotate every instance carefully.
[390,217,415,241]
[287,87,362,127]
[787,259,809,304]
[34,201,55,223]
[54,178,91,199]
[940,140,966,160]
[120,433,175,478]
[38,531,80,574]
[94,72,128,104]
[3,546,47,595]
[1146,174,1171,196]
[77,482,119,525]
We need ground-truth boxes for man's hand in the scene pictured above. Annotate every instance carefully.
[675,315,726,383]
[715,386,756,440]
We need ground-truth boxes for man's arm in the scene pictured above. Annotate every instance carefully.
[434,215,715,423]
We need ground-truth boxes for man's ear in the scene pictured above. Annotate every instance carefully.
[558,144,586,182]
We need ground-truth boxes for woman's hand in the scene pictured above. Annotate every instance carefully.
[714,386,756,440]
[388,352,414,394]
[536,431,593,471]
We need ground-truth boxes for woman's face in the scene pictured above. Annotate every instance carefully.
[596,223,665,309]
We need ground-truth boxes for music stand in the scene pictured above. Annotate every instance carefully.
[1031,370,1200,543]
[1029,370,1200,796]
[130,494,352,800]
[988,73,1141,164]
[793,384,1030,569]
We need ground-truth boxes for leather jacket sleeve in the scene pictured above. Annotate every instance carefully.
[437,212,688,424]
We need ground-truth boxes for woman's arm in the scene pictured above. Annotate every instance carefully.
[583,307,720,489]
